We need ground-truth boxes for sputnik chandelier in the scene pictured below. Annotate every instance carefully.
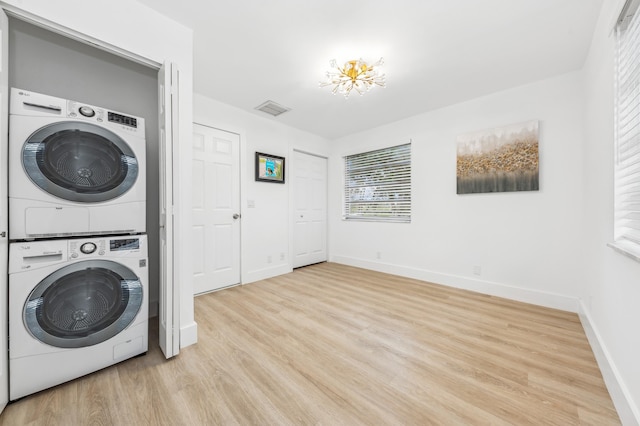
[319,57,386,98]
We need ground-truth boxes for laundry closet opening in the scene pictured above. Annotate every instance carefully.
[8,17,162,318]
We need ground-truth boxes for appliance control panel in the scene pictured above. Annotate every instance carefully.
[67,101,144,136]
[8,235,147,273]
[66,102,139,130]
[110,238,140,251]
[11,88,145,138]
[67,101,107,124]
[69,238,107,259]
[68,236,142,259]
[108,112,138,128]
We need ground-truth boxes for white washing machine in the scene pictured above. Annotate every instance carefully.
[9,88,146,240]
[9,234,149,400]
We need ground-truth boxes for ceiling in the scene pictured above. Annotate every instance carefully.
[138,0,604,140]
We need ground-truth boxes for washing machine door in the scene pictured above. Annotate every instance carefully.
[24,260,143,349]
[22,121,139,203]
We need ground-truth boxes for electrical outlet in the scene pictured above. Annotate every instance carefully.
[473,265,481,276]
[267,255,272,264]
[376,251,382,260]
[280,252,285,261]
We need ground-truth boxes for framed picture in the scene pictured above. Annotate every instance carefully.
[255,152,285,183]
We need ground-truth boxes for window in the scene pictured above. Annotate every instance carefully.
[344,143,411,222]
[614,0,640,253]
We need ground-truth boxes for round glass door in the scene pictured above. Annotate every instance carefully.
[22,121,139,203]
[24,260,143,349]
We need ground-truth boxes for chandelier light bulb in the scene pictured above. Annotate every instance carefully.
[319,57,386,98]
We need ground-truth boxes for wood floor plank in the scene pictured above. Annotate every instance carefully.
[0,262,620,425]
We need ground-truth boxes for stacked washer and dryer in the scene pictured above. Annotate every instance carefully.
[7,88,149,400]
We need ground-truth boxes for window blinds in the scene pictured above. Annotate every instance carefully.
[343,143,411,222]
[615,0,640,245]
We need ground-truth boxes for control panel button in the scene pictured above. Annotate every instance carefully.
[80,242,97,254]
[79,106,96,117]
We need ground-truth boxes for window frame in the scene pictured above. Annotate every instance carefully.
[611,0,640,262]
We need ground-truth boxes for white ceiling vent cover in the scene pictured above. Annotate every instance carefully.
[255,100,291,117]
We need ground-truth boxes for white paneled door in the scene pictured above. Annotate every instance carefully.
[0,7,8,413]
[292,151,327,268]
[158,61,180,359]
[192,124,240,293]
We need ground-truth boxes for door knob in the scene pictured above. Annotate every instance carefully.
[233,213,240,220]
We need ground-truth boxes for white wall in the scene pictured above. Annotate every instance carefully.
[581,0,640,422]
[329,71,585,312]
[0,0,197,348]
[193,94,330,284]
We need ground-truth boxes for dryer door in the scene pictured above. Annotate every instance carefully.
[24,260,143,349]
[22,121,139,203]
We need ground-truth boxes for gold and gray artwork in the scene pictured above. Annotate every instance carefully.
[456,120,539,194]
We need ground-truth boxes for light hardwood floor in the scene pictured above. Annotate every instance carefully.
[1,262,620,425]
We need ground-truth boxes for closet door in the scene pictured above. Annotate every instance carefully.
[0,7,10,414]
[292,151,327,268]
[158,61,180,359]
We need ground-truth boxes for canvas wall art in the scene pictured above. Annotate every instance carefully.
[456,120,539,194]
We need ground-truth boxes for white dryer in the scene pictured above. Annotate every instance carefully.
[9,88,146,240]
[9,235,148,400]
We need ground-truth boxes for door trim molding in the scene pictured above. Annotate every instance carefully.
[291,148,328,160]
[1,5,161,69]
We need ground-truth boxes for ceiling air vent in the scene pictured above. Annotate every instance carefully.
[255,100,291,117]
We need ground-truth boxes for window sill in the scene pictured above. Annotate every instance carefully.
[608,240,640,263]
[343,217,411,224]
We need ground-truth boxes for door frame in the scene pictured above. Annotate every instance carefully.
[289,148,329,269]
[1,6,183,355]
[0,6,9,414]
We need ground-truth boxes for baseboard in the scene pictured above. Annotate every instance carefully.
[242,263,293,285]
[180,321,198,349]
[578,301,640,425]
[330,256,579,312]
